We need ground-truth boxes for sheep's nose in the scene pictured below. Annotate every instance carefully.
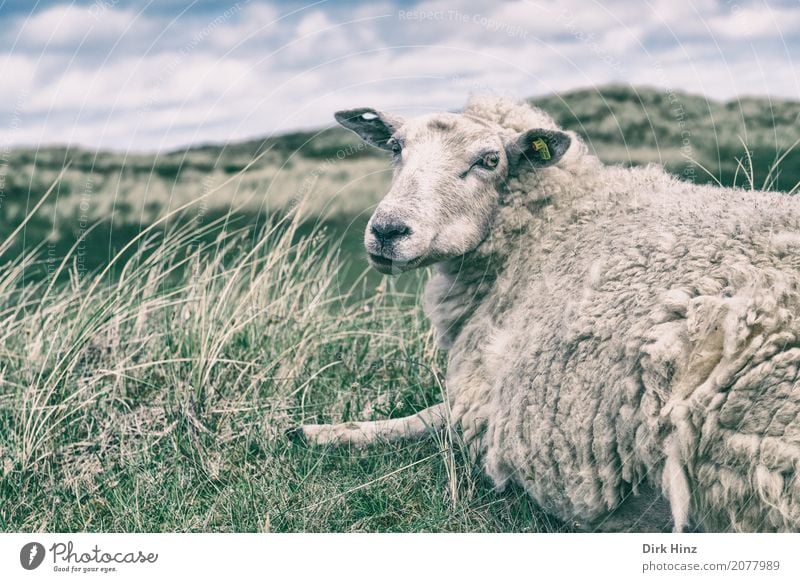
[371,221,411,245]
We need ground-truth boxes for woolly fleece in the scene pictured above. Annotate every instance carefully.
[424,95,800,532]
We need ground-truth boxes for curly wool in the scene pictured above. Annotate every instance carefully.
[425,95,800,532]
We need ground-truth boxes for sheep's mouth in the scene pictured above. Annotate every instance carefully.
[367,253,420,274]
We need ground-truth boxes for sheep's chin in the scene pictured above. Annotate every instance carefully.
[367,253,426,275]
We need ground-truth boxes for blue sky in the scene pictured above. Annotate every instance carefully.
[1,0,798,151]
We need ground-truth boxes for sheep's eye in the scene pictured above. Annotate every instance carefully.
[389,140,402,156]
[480,152,499,169]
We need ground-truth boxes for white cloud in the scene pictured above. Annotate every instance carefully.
[0,54,38,95]
[19,4,149,47]
[708,5,800,39]
[205,3,282,51]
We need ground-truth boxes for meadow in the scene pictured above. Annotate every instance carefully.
[0,85,798,532]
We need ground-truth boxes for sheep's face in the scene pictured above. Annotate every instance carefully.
[335,107,571,274]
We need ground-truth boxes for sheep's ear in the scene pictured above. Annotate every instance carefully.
[506,129,571,173]
[334,108,404,151]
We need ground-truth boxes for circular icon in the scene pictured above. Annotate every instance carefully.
[20,542,46,570]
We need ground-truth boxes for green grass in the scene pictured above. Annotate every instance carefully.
[0,188,567,532]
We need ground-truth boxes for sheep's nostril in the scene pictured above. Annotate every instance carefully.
[371,221,411,244]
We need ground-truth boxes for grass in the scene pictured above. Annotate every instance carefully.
[0,185,567,532]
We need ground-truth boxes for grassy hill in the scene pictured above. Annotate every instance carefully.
[3,85,798,281]
[536,86,800,190]
[4,84,799,211]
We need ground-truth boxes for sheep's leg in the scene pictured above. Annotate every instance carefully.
[287,403,447,447]
[662,434,691,533]
[586,483,673,532]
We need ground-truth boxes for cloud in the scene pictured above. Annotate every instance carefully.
[0,0,797,151]
[17,3,150,48]
[205,3,281,50]
[708,4,800,39]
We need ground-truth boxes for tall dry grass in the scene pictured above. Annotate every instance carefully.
[1,169,546,533]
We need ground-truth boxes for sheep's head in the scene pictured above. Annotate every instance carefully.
[335,106,573,274]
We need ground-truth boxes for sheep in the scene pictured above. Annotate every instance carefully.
[289,95,800,532]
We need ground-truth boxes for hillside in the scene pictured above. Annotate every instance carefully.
[4,85,798,203]
[1,84,798,276]
[536,85,800,189]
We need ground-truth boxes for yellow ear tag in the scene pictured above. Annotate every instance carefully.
[532,137,551,160]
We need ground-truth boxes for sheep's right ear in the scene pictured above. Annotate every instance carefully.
[334,108,404,151]
[506,128,571,174]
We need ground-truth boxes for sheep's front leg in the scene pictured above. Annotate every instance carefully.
[287,403,447,447]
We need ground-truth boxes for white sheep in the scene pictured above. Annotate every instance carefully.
[290,95,800,532]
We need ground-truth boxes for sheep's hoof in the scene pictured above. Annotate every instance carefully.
[285,426,308,446]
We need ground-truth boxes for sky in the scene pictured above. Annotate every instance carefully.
[1,0,799,151]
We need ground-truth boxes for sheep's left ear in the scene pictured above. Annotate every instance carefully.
[334,107,404,151]
[506,129,571,174]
